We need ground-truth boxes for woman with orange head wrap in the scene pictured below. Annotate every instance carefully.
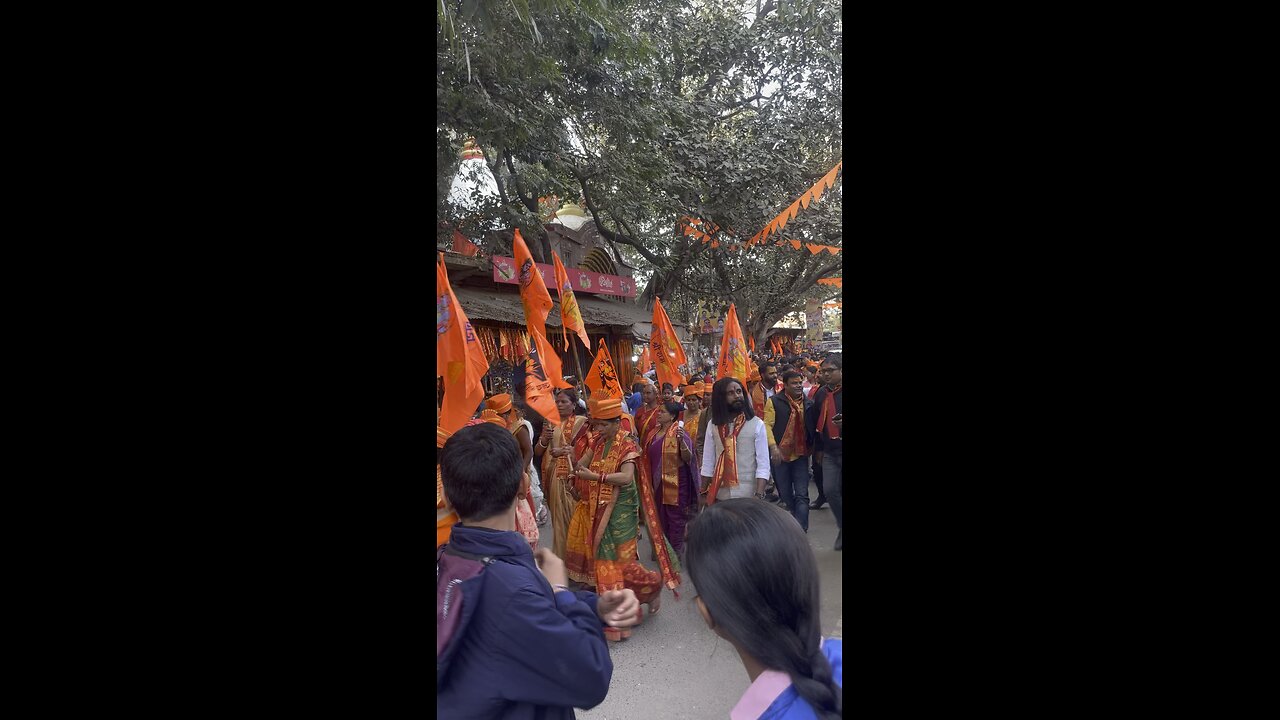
[563,398,680,641]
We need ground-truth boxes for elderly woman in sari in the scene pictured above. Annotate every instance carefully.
[535,388,590,560]
[564,397,681,642]
[639,400,701,556]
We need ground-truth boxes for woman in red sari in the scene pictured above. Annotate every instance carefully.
[633,382,660,445]
[565,397,680,642]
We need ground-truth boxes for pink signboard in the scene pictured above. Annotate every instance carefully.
[491,255,637,298]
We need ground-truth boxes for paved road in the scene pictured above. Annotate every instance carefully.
[537,476,842,719]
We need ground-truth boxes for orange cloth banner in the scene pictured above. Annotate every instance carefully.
[437,253,490,434]
[717,303,749,384]
[552,250,591,351]
[585,338,624,399]
[650,297,688,391]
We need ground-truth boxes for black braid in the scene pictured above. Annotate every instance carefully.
[784,640,841,719]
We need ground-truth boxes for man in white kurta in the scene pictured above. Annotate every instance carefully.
[699,379,771,503]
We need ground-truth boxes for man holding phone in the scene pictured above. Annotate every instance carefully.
[808,354,844,551]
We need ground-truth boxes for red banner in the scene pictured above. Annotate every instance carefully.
[492,256,636,297]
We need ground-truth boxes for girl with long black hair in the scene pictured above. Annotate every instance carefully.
[685,499,842,719]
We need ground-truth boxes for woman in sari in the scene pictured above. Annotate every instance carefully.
[536,388,589,560]
[565,398,681,642]
[633,382,660,443]
[639,400,701,556]
[485,394,539,549]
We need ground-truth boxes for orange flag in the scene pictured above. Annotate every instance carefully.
[749,335,756,353]
[807,243,823,254]
[640,343,652,372]
[552,250,591,350]
[437,253,490,434]
[585,338,623,399]
[524,327,567,426]
[650,297,688,391]
[512,229,571,393]
[717,303,748,383]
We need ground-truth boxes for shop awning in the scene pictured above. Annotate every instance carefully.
[451,287,682,338]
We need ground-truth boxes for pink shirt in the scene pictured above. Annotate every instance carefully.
[730,669,793,720]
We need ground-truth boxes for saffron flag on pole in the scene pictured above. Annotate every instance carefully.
[650,297,688,391]
[512,228,554,330]
[585,338,623,399]
[717,303,748,384]
[640,343,652,374]
[749,335,755,353]
[552,250,591,351]
[512,229,570,427]
[437,253,490,434]
[524,327,567,427]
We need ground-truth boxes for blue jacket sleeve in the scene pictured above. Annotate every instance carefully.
[494,585,613,709]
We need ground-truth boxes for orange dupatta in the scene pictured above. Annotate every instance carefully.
[705,414,747,505]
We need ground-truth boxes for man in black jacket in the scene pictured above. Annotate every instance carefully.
[765,370,816,532]
[807,355,843,550]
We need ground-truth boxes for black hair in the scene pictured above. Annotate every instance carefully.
[686,499,841,718]
[780,369,803,385]
[759,360,777,372]
[556,387,587,416]
[821,354,842,370]
[661,382,675,393]
[660,400,685,417]
[632,382,646,393]
[710,377,754,426]
[440,423,524,522]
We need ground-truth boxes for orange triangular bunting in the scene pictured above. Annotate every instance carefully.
[800,191,812,209]
[790,239,803,250]
[711,240,720,248]
[825,245,840,255]
[806,243,823,254]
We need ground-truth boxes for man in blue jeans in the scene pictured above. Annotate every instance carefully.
[765,369,816,532]
[807,355,843,551]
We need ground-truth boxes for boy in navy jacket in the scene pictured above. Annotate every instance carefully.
[437,422,640,719]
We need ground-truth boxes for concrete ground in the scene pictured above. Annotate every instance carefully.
[536,476,842,720]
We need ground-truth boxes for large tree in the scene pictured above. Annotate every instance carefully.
[437,0,842,344]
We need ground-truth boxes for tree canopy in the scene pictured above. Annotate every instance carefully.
[437,0,842,344]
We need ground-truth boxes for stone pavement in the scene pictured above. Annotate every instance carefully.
[536,477,842,719]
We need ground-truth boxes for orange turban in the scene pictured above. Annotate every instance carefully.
[436,426,452,449]
[682,385,703,397]
[588,398,623,420]
[479,409,506,426]
[486,394,513,415]
[748,365,761,382]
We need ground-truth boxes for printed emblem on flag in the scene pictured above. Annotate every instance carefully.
[527,343,548,382]
[437,294,451,335]
[518,259,535,289]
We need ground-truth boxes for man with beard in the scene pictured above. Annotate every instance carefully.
[749,361,782,418]
[699,377,770,506]
[765,370,815,532]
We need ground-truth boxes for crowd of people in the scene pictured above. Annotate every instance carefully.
[437,349,843,718]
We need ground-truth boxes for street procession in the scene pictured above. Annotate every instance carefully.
[437,3,842,718]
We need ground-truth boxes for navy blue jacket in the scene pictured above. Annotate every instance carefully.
[437,525,612,719]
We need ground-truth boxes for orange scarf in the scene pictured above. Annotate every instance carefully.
[683,408,702,450]
[659,421,683,506]
[816,384,842,440]
[778,393,809,459]
[707,414,746,504]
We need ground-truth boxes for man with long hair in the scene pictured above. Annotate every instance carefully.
[698,377,771,506]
